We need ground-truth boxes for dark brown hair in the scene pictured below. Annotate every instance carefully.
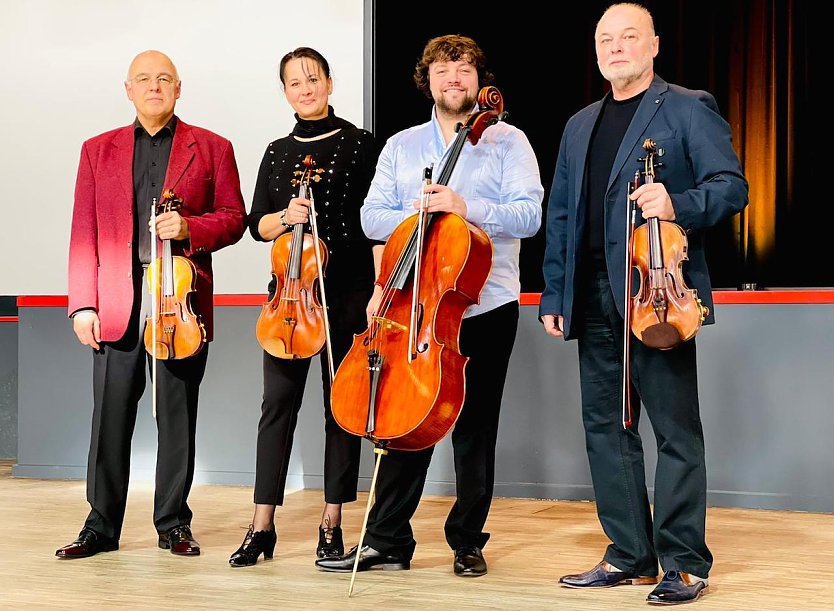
[278,47,331,85]
[413,35,494,98]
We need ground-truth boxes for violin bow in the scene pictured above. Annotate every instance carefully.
[622,172,640,429]
[150,197,158,420]
[301,158,335,382]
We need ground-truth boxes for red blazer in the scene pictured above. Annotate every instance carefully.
[68,118,246,342]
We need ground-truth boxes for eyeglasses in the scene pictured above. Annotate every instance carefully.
[127,74,177,88]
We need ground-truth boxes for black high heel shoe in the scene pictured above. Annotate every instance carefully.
[316,525,344,558]
[229,524,277,567]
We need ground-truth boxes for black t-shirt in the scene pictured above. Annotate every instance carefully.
[584,92,645,270]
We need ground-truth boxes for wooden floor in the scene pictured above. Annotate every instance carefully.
[0,460,832,610]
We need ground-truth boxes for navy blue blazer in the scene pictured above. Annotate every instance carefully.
[540,75,748,339]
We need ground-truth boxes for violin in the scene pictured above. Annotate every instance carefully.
[629,138,708,350]
[255,154,334,371]
[144,189,206,360]
[329,86,503,451]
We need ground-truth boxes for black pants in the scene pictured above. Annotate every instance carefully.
[575,272,712,578]
[85,267,208,540]
[253,287,370,506]
[363,301,519,559]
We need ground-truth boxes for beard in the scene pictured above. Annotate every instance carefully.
[435,90,477,117]
[598,55,652,89]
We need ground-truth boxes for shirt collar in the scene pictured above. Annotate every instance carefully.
[133,115,178,139]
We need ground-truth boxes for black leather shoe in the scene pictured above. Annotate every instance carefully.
[647,570,708,605]
[316,525,344,558]
[453,545,487,577]
[315,545,410,572]
[55,528,118,559]
[229,524,277,567]
[560,560,658,588]
[158,525,200,556]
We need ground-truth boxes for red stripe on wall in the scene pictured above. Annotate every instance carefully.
[17,290,834,309]
[0,316,19,323]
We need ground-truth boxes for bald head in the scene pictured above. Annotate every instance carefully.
[127,50,179,82]
[596,3,655,37]
[124,50,181,133]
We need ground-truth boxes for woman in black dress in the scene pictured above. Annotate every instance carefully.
[230,47,379,567]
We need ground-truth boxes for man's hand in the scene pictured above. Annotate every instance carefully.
[542,314,564,338]
[366,284,383,328]
[630,182,675,221]
[73,311,101,350]
[412,184,468,216]
[154,210,190,240]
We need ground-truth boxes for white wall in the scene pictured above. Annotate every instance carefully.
[0,0,365,296]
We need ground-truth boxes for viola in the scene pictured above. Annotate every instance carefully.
[144,189,206,360]
[255,154,334,371]
[329,86,505,451]
[629,138,709,350]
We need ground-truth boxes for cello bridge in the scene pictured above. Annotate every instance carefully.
[371,316,407,333]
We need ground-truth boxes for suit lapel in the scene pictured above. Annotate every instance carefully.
[573,101,603,212]
[114,126,135,201]
[164,119,195,191]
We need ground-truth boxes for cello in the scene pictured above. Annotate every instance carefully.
[329,86,505,595]
[329,86,505,452]
[255,154,335,379]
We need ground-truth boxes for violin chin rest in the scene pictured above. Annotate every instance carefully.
[639,322,681,350]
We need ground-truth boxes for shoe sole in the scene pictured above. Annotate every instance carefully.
[158,540,200,556]
[454,570,487,577]
[55,544,119,559]
[561,576,658,588]
[317,562,410,573]
[646,585,708,605]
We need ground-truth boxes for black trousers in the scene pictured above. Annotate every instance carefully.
[253,287,370,506]
[575,272,712,578]
[85,267,208,540]
[363,301,519,559]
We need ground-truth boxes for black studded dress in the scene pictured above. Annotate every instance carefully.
[245,107,380,507]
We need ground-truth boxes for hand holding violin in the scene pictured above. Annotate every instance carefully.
[152,210,190,241]
[630,181,675,221]
[284,197,312,226]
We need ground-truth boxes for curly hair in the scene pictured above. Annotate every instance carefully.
[413,35,494,98]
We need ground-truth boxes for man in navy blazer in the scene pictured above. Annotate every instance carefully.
[56,50,245,560]
[540,4,747,605]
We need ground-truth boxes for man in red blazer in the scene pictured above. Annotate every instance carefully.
[56,50,246,559]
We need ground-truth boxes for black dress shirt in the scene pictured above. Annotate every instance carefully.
[133,116,176,264]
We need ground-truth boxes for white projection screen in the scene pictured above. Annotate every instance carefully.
[0,0,366,297]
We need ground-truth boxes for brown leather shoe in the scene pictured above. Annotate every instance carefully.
[560,560,658,588]
[55,528,118,559]
[158,525,200,556]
